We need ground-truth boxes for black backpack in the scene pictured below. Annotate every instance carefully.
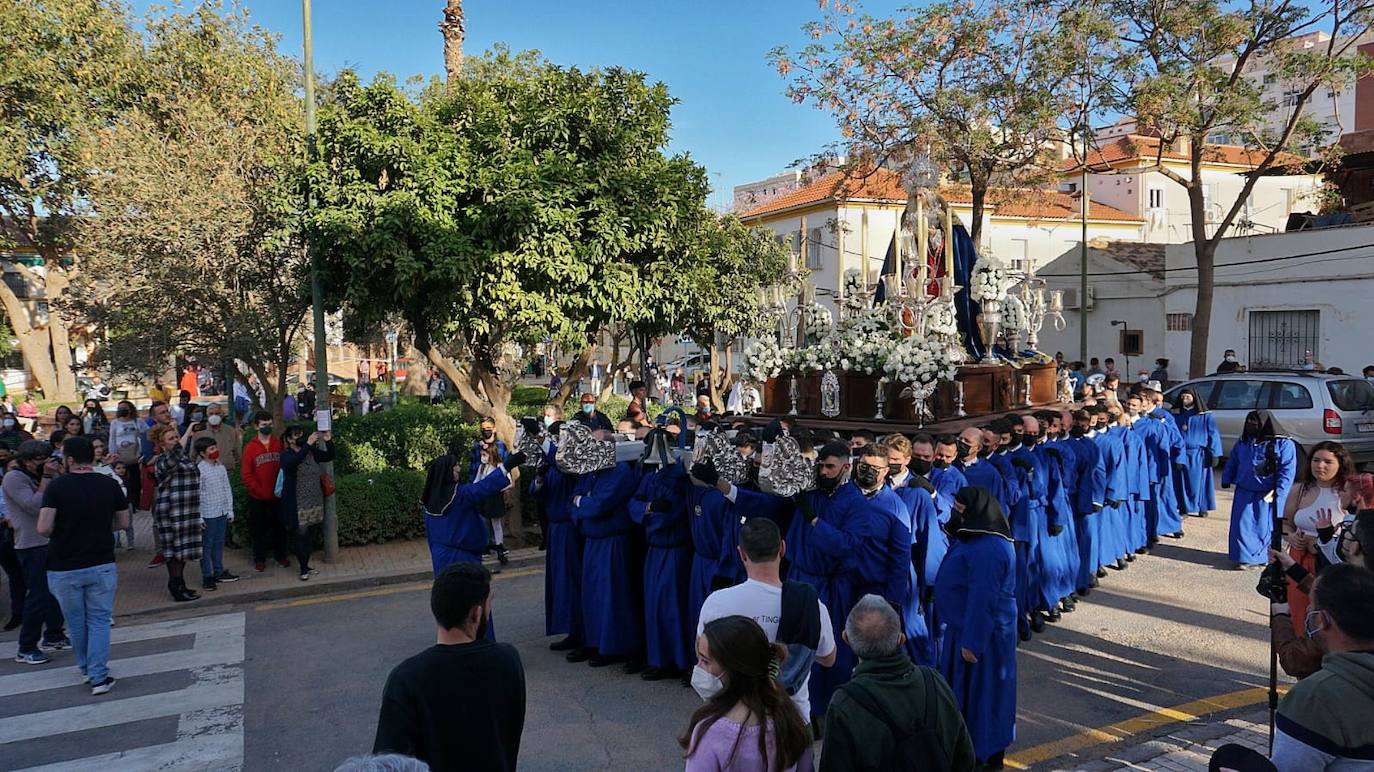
[840,667,950,772]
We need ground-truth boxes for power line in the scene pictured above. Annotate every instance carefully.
[1038,238,1373,279]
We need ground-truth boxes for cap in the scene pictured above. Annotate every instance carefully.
[16,439,52,460]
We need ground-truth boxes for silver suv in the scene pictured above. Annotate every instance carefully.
[1163,371,1374,467]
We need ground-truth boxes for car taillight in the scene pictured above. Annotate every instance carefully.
[1324,408,1342,434]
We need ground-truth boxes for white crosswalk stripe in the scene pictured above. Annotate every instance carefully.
[0,612,246,771]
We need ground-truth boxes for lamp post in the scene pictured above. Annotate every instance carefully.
[302,0,336,562]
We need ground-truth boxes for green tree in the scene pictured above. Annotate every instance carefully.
[68,2,309,415]
[1102,0,1373,377]
[771,0,1109,246]
[0,0,139,398]
[308,50,712,439]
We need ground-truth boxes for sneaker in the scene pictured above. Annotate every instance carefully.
[299,572,310,581]
[216,571,240,583]
[15,650,50,665]
[91,677,116,696]
[201,577,218,591]
[40,636,71,652]
[254,560,266,572]
[276,558,291,568]
[147,553,166,568]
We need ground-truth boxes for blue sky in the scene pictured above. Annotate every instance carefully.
[133,0,906,208]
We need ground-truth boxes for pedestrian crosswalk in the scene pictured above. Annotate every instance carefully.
[0,612,245,771]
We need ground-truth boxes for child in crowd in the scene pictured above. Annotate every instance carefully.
[194,436,238,590]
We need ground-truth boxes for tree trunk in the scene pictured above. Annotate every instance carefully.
[414,332,519,443]
[42,269,78,401]
[440,0,465,84]
[554,344,594,405]
[0,281,61,396]
[1189,242,1217,379]
[599,328,628,401]
[968,174,987,248]
[708,341,724,413]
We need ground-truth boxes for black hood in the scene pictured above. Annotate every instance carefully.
[951,485,1012,541]
[1242,409,1278,441]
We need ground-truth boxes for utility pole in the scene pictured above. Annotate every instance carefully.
[302,0,336,562]
[1080,162,1089,364]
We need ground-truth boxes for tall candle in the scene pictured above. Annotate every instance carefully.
[916,195,927,291]
[944,205,954,278]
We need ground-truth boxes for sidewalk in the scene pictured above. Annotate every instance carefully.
[1059,710,1271,771]
[102,510,542,619]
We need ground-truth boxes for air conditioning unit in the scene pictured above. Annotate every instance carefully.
[1060,286,1096,310]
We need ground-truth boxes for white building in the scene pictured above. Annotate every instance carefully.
[1037,241,1167,374]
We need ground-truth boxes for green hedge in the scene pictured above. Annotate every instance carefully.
[334,468,426,545]
[331,403,478,475]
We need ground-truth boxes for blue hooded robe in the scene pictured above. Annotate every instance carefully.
[533,444,582,639]
[1174,408,1222,515]
[627,462,693,671]
[1222,412,1297,565]
[571,461,642,657]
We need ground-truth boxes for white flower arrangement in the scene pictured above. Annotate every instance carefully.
[839,306,890,336]
[1002,293,1027,335]
[923,303,958,339]
[840,268,866,310]
[969,260,1010,303]
[837,327,894,375]
[885,335,958,387]
[742,338,786,383]
[801,303,833,340]
[784,343,839,373]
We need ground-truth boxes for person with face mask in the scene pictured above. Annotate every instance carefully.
[4,440,68,664]
[982,420,1023,523]
[572,393,613,433]
[784,441,885,724]
[240,411,289,573]
[1216,349,1242,373]
[680,615,813,772]
[626,430,693,681]
[1065,410,1107,596]
[1004,417,1048,640]
[1096,407,1134,572]
[912,435,962,529]
[1030,411,1081,618]
[194,402,242,474]
[954,427,1004,505]
[568,446,641,668]
[193,436,236,591]
[469,418,511,566]
[881,434,943,664]
[372,562,526,772]
[529,412,584,651]
[934,486,1018,771]
[1116,395,1151,559]
[1172,388,1222,519]
[80,399,109,440]
[422,438,524,584]
[1222,410,1298,569]
[277,426,337,582]
[151,423,202,602]
[0,411,33,451]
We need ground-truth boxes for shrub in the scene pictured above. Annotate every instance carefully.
[335,468,427,545]
[331,403,477,475]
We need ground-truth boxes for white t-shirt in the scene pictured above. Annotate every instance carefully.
[697,579,836,724]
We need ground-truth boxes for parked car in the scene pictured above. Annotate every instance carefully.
[1163,370,1374,467]
[664,352,712,379]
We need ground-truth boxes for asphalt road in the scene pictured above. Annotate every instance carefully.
[1,489,1277,770]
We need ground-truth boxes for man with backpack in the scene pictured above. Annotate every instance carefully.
[696,517,836,730]
[821,595,976,771]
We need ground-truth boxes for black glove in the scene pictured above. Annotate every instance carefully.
[1048,524,1064,536]
[1011,457,1033,471]
[1220,482,1231,490]
[1105,499,1120,507]
[502,451,527,471]
[691,462,719,488]
[910,476,936,495]
[793,493,818,526]
[651,498,673,513]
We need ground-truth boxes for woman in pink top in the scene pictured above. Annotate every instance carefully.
[680,616,813,772]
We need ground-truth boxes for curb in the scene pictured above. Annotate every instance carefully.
[115,549,545,620]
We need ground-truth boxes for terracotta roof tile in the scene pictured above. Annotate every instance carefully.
[738,168,1141,223]
[1063,134,1307,171]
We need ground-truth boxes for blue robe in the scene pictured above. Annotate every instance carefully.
[957,459,1006,511]
[1120,425,1150,553]
[786,482,883,721]
[1174,410,1222,514]
[572,462,642,656]
[1147,408,1186,537]
[1222,438,1297,564]
[1069,435,1106,591]
[929,465,968,529]
[714,485,793,587]
[935,533,1018,762]
[425,467,512,572]
[1036,440,1080,606]
[985,453,1023,522]
[687,486,734,637]
[1008,445,1048,623]
[627,463,694,671]
[873,480,935,665]
[1094,428,1129,567]
[533,446,583,638]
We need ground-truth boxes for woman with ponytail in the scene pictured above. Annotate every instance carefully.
[680,615,813,771]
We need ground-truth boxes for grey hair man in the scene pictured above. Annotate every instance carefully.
[820,595,977,772]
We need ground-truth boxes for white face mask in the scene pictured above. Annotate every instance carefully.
[1225,355,1237,363]
[691,665,724,702]
[208,415,223,426]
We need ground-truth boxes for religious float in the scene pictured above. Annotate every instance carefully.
[743,156,1074,433]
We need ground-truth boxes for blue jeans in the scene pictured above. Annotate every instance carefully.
[200,517,227,578]
[47,563,117,683]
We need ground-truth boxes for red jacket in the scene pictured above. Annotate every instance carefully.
[241,435,283,502]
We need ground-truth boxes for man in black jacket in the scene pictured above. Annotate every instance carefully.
[373,562,526,771]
